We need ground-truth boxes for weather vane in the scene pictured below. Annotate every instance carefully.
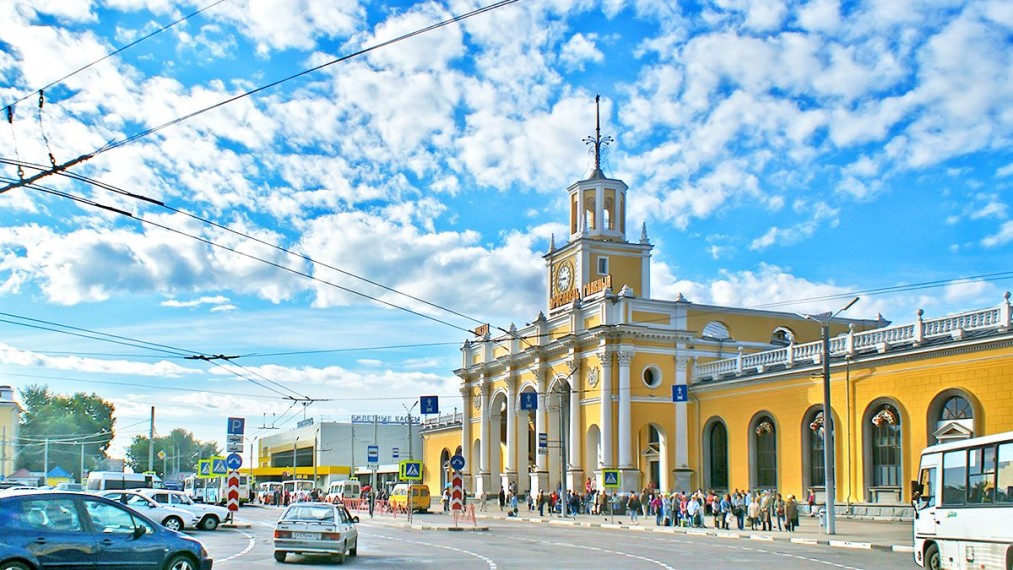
[582,94,613,179]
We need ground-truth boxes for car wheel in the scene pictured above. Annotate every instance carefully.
[163,516,184,532]
[273,551,286,563]
[164,553,196,570]
[1,561,33,570]
[925,543,940,570]
[349,538,358,557]
[200,516,219,531]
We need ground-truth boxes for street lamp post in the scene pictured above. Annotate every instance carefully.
[801,297,859,536]
[403,401,419,460]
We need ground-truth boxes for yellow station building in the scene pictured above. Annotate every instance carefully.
[421,121,1013,515]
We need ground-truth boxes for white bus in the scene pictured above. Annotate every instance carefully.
[184,475,251,505]
[911,431,1013,570]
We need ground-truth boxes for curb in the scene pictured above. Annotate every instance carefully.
[472,513,912,552]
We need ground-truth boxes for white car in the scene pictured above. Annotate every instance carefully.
[98,490,200,532]
[140,488,233,530]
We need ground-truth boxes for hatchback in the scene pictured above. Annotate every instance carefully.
[273,502,359,564]
[0,490,213,570]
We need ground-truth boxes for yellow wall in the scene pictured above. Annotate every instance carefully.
[422,427,464,494]
[0,404,18,477]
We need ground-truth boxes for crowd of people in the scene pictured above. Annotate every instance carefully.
[465,478,819,532]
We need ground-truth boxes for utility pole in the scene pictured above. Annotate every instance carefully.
[43,438,49,485]
[148,406,155,472]
[2,425,6,479]
[403,402,418,460]
[80,445,84,482]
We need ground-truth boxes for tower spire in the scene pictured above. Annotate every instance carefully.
[583,94,613,180]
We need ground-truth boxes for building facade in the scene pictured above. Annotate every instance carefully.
[254,416,422,491]
[431,125,1013,512]
[0,385,21,480]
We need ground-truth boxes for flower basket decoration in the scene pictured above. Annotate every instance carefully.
[809,412,824,433]
[755,420,774,436]
[872,408,897,427]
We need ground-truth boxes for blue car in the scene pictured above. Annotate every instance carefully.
[0,490,213,570]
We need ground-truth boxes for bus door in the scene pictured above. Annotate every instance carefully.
[912,453,939,537]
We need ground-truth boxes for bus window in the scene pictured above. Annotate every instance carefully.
[942,450,966,505]
[967,445,996,504]
[918,467,935,508]
[998,443,1013,504]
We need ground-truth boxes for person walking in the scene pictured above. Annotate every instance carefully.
[785,495,799,532]
[774,493,786,531]
[807,488,817,517]
[747,496,760,531]
[538,489,546,516]
[498,488,506,511]
[627,492,641,524]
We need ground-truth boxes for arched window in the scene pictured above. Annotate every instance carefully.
[808,410,826,487]
[708,422,728,489]
[754,416,777,488]
[871,404,902,487]
[940,396,972,420]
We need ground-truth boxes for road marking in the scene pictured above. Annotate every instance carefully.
[372,533,497,569]
[216,529,256,565]
[536,540,676,569]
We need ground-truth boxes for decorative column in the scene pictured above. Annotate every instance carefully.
[502,371,517,494]
[477,379,491,499]
[599,350,613,469]
[673,355,692,491]
[460,385,472,492]
[530,361,549,498]
[617,351,634,468]
[567,359,580,469]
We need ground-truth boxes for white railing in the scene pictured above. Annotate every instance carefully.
[694,294,1011,381]
[422,412,463,428]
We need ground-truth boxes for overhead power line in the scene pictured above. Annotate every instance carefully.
[0,0,523,194]
[2,0,232,110]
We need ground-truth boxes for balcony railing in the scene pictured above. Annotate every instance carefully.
[694,294,1011,381]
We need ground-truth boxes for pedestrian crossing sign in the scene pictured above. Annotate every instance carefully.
[399,460,423,481]
[198,459,212,479]
[603,469,620,488]
[211,456,228,475]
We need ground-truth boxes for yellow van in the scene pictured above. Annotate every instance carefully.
[388,484,430,513]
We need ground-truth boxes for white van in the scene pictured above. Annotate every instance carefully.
[86,471,165,492]
[326,479,361,503]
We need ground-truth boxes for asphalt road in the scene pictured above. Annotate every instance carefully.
[193,506,917,569]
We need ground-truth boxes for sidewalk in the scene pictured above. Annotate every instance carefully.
[396,505,915,553]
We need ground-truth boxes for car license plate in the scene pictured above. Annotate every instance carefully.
[292,532,318,540]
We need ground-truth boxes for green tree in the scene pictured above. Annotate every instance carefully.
[17,385,116,479]
[125,428,220,479]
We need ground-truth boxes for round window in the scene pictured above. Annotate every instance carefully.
[642,365,662,388]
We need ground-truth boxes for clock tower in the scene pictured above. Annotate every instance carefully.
[546,96,653,313]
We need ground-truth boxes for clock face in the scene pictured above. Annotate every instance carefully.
[555,262,573,293]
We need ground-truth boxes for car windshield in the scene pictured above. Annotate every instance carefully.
[282,505,334,522]
[176,494,194,505]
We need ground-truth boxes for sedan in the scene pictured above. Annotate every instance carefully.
[100,491,201,532]
[0,490,212,570]
[273,502,359,564]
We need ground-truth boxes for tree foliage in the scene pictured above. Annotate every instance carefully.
[17,385,115,478]
[125,428,221,479]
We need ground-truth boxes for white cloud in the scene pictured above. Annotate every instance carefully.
[559,33,604,71]
[982,220,1013,247]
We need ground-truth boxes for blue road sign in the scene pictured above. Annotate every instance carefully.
[227,417,245,435]
[420,395,439,415]
[603,470,620,488]
[400,460,422,480]
[520,392,537,411]
[672,385,688,403]
[226,453,243,470]
[449,454,465,471]
[538,432,547,448]
[367,445,379,464]
[392,447,399,459]
[211,457,228,475]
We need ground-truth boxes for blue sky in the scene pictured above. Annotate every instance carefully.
[1,0,1011,459]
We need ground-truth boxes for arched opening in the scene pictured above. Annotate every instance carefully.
[440,448,451,492]
[639,424,665,491]
[583,195,596,230]
[749,412,778,490]
[470,438,481,495]
[547,377,571,493]
[703,418,728,491]
[585,424,601,476]
[518,385,538,493]
[927,389,978,445]
[489,391,507,490]
[801,405,839,494]
[863,399,904,503]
